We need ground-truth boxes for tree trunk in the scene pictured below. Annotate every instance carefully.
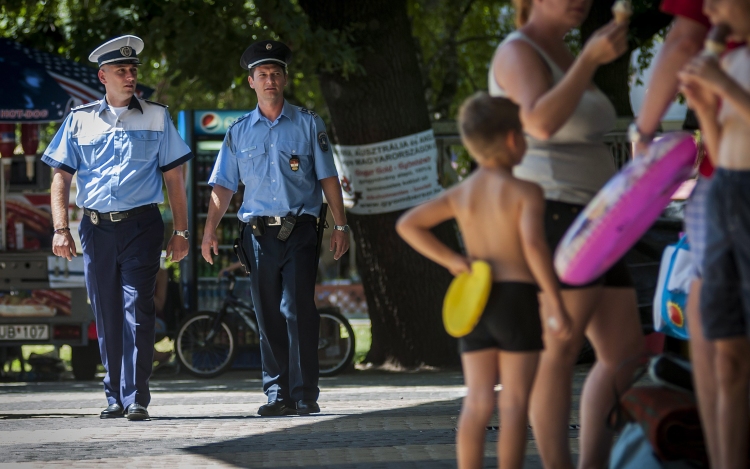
[581,0,633,117]
[582,0,673,117]
[593,52,633,117]
[298,0,460,367]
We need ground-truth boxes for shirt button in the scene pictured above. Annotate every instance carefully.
[271,162,274,165]
[270,144,274,147]
[272,179,275,182]
[273,197,276,201]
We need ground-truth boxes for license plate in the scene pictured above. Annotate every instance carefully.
[0,324,49,341]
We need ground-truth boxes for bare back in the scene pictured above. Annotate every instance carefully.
[448,168,537,283]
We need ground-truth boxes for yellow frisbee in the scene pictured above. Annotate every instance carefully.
[442,260,492,337]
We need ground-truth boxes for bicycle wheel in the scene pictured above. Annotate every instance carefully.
[176,311,237,378]
[318,307,355,377]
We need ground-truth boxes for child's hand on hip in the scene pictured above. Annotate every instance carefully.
[447,254,471,276]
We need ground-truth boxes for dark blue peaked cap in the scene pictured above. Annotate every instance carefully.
[240,40,292,70]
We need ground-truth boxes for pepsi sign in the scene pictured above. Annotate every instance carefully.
[193,110,249,136]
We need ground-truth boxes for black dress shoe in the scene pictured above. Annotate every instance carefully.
[257,401,296,416]
[296,400,320,415]
[100,403,124,419]
[125,403,150,421]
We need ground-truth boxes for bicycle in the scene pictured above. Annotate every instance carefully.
[175,273,356,378]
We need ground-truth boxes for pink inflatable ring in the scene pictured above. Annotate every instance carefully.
[554,132,698,286]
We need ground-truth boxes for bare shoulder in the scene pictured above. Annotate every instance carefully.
[441,175,472,203]
[493,38,553,109]
[508,177,544,204]
[495,38,539,66]
[493,38,551,83]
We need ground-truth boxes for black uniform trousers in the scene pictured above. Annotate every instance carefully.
[79,207,163,408]
[243,220,320,404]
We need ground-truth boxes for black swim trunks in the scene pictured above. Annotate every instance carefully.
[460,282,544,353]
[544,199,634,289]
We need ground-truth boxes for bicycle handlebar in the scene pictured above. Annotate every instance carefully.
[220,271,237,291]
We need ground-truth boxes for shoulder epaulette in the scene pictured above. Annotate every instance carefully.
[297,107,318,119]
[227,112,252,131]
[225,113,253,150]
[144,99,168,108]
[71,101,99,112]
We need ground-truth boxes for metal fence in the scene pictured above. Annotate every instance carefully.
[435,130,634,178]
[603,131,632,169]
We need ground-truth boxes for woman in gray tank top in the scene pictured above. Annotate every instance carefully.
[489,2,644,468]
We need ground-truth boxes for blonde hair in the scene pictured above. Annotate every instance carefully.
[513,0,532,27]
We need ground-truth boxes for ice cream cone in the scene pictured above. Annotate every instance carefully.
[612,0,632,24]
[702,24,731,58]
[703,41,726,57]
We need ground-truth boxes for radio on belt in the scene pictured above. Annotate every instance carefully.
[277,215,296,241]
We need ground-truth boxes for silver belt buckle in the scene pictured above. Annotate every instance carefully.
[109,211,121,222]
[267,216,281,226]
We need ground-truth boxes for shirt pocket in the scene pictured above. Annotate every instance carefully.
[76,134,108,166]
[129,130,159,162]
[277,140,312,179]
[237,145,267,184]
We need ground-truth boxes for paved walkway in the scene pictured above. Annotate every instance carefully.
[0,366,589,468]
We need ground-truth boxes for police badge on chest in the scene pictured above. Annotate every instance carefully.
[289,156,300,172]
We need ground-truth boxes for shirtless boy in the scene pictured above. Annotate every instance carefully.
[396,92,571,469]
[679,1,750,467]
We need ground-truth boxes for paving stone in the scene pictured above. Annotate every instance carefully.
[0,365,591,467]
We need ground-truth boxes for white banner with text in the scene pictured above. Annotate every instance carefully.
[333,129,443,215]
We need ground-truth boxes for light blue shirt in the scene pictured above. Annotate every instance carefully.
[209,101,338,221]
[42,96,193,212]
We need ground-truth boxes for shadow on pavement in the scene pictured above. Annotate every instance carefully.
[179,397,522,469]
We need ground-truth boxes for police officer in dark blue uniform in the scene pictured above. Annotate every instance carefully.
[45,35,193,421]
[202,40,350,416]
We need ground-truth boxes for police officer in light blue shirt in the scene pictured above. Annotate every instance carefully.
[202,40,350,417]
[44,35,193,421]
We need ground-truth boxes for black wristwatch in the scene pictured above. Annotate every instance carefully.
[173,230,190,240]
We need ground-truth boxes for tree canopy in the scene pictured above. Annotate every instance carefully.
[1,0,359,117]
[2,0,672,122]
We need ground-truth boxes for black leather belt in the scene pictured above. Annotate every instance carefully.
[84,204,157,224]
[247,214,317,226]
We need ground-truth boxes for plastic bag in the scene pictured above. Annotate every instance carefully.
[653,236,692,340]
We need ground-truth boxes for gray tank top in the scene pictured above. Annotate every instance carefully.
[488,31,617,205]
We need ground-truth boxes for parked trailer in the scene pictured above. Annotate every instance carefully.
[0,251,98,380]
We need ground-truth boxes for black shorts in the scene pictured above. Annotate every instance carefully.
[459,282,544,353]
[545,199,634,289]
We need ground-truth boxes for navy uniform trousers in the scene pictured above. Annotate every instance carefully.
[79,207,163,408]
[243,220,320,404]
